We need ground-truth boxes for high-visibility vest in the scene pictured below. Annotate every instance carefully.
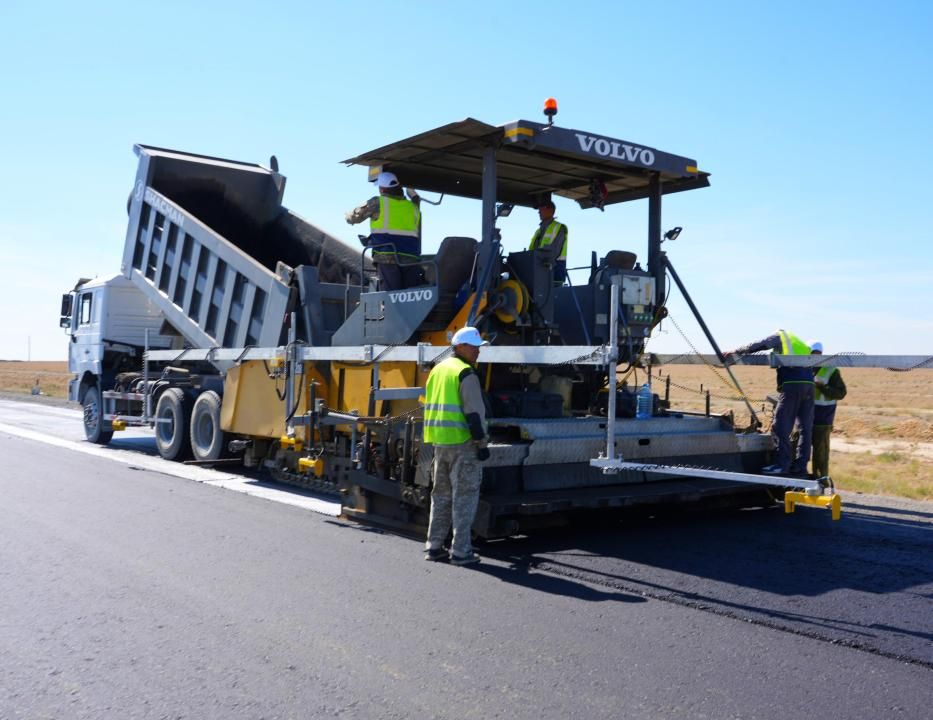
[423,356,474,445]
[529,220,568,260]
[777,329,813,385]
[814,366,839,425]
[370,196,420,260]
[814,367,837,404]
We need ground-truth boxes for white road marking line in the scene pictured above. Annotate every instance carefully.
[0,422,341,516]
[0,402,81,420]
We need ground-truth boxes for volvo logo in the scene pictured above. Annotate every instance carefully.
[575,133,656,166]
[388,289,434,303]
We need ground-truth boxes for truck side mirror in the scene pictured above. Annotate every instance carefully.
[60,293,73,329]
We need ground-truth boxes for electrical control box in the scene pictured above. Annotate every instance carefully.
[621,275,654,306]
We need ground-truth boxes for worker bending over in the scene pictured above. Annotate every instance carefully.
[725,329,814,475]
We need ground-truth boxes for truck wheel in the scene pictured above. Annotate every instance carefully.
[82,385,113,445]
[155,388,193,461]
[190,390,229,462]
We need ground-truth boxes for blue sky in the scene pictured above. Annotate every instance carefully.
[1,1,931,360]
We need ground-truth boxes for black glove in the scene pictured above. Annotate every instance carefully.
[466,412,486,441]
[476,446,490,462]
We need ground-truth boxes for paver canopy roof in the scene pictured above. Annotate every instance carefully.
[344,118,709,208]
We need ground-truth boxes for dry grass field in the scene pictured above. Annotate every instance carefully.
[2,360,930,500]
[640,362,933,500]
[0,361,71,398]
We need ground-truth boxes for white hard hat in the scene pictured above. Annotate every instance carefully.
[809,340,823,353]
[451,326,488,347]
[373,171,400,189]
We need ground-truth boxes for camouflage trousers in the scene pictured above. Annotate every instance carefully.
[792,424,833,477]
[425,442,481,557]
[811,424,833,478]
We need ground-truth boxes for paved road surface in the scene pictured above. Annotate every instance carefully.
[1,398,931,719]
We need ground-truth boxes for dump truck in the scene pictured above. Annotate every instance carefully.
[61,110,846,535]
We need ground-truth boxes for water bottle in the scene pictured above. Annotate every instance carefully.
[636,383,653,419]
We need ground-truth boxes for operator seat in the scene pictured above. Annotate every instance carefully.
[420,236,478,329]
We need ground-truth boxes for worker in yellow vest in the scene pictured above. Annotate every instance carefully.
[725,329,814,475]
[422,326,490,565]
[808,341,846,477]
[528,198,568,284]
[345,171,422,290]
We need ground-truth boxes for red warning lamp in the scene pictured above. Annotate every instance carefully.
[543,97,558,125]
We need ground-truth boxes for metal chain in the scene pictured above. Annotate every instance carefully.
[666,314,754,395]
[662,374,771,405]
[887,357,933,372]
[559,346,610,368]
[730,349,933,373]
[884,356,933,372]
[774,350,867,369]
[385,404,425,423]
[646,314,778,435]
[370,346,450,425]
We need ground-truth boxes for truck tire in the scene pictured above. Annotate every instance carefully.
[190,390,229,462]
[82,384,113,445]
[155,388,193,461]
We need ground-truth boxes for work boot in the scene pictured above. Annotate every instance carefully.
[450,551,481,566]
[761,464,785,475]
[424,547,449,562]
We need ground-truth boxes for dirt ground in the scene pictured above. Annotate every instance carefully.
[0,361,71,398]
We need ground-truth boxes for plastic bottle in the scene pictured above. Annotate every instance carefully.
[636,383,653,419]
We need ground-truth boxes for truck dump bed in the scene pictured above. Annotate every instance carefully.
[121,145,365,349]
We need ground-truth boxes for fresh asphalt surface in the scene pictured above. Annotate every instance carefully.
[1,397,931,719]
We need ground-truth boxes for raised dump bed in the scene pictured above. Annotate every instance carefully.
[121,145,366,349]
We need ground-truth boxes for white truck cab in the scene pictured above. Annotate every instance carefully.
[61,274,175,441]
